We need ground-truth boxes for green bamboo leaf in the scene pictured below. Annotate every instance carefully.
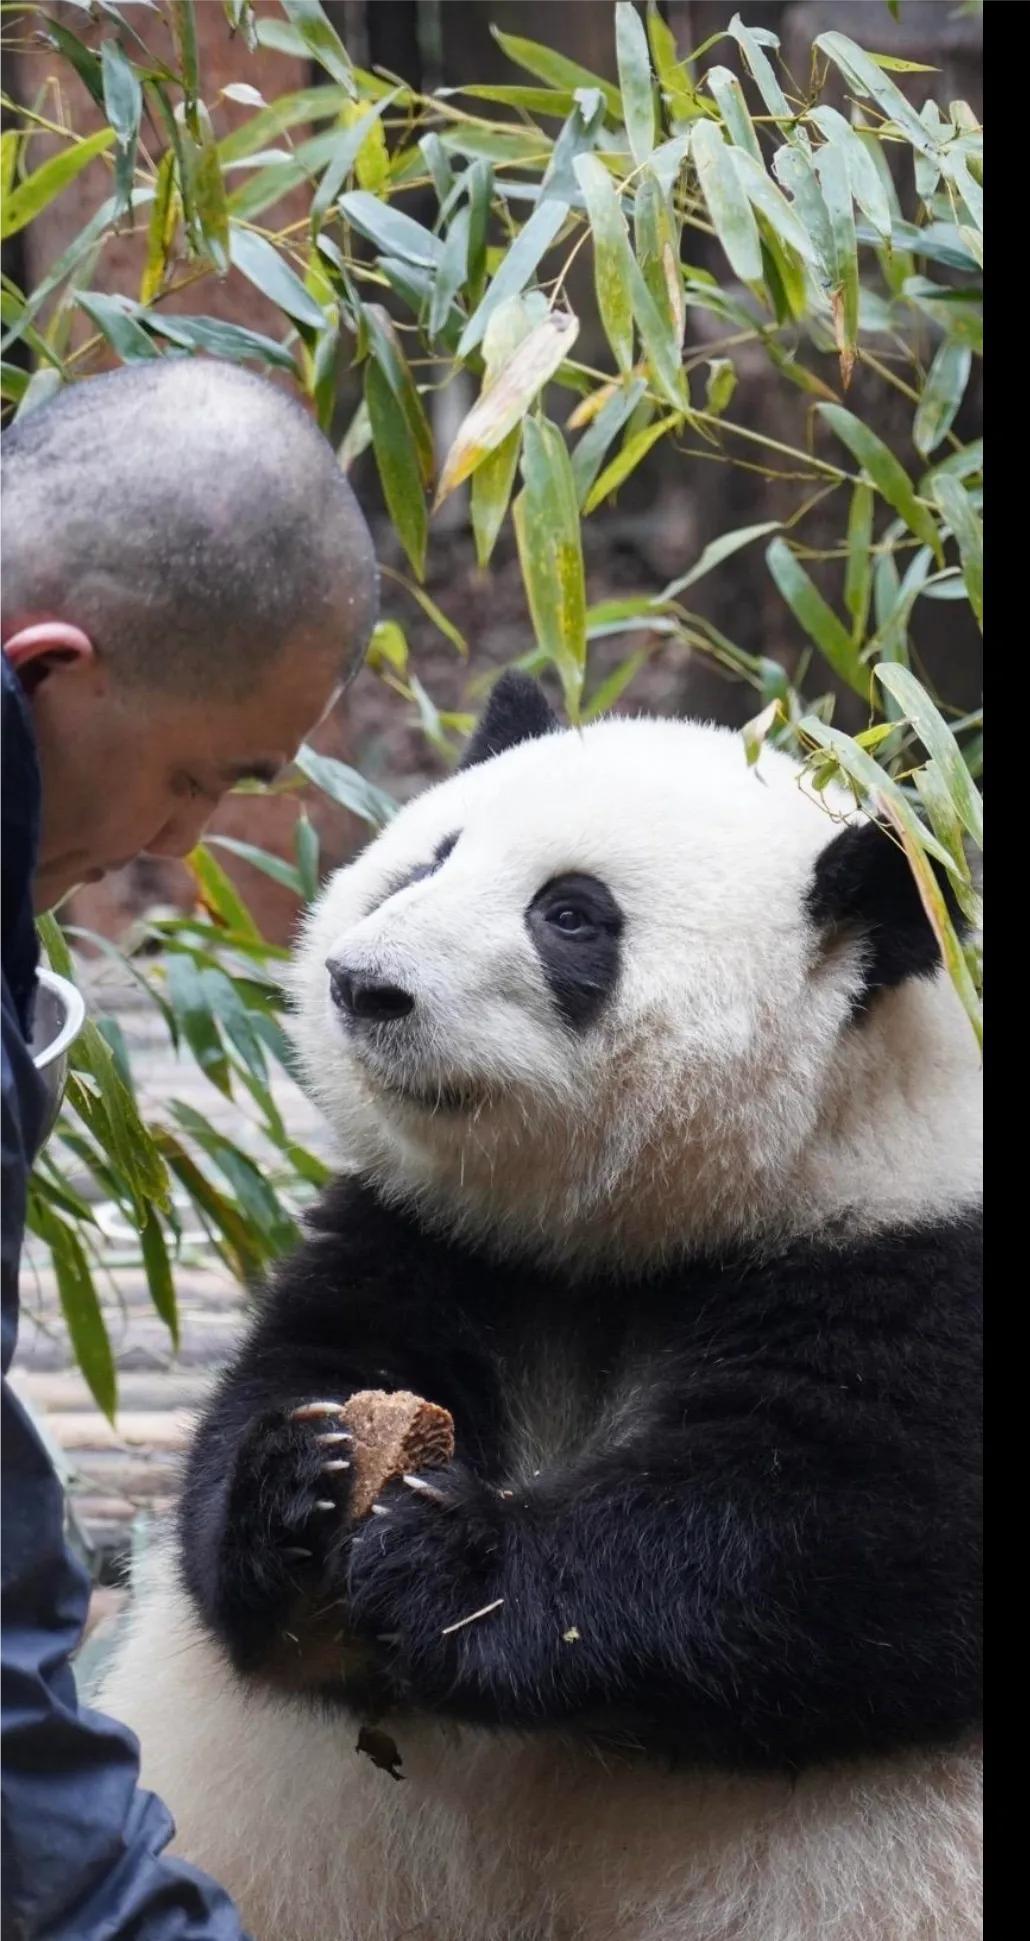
[206,836,304,898]
[140,1206,179,1349]
[913,340,971,457]
[706,67,762,162]
[583,412,679,514]
[171,0,199,108]
[465,158,492,307]
[814,140,858,385]
[170,1102,297,1252]
[570,375,647,506]
[728,148,819,266]
[513,417,587,719]
[819,404,944,563]
[294,814,321,902]
[101,39,142,216]
[634,167,685,346]
[310,92,398,232]
[430,203,470,341]
[294,744,397,828]
[39,17,105,110]
[844,481,873,642]
[1,362,28,403]
[229,226,325,329]
[727,14,795,127]
[156,1131,266,1281]
[704,357,737,415]
[538,88,606,205]
[771,143,835,284]
[807,106,892,241]
[691,122,762,285]
[280,0,356,94]
[471,428,523,569]
[338,189,443,268]
[491,27,622,119]
[67,1022,170,1213]
[29,1198,116,1421]
[363,303,433,486]
[583,647,649,720]
[197,966,271,1084]
[395,579,469,658]
[1,128,115,241]
[874,664,982,849]
[645,2,696,122]
[437,308,579,503]
[365,359,427,579]
[930,474,983,629]
[572,152,637,374]
[766,537,868,698]
[187,844,263,941]
[615,1,655,166]
[457,196,569,357]
[164,954,232,1098]
[141,148,178,304]
[141,308,297,371]
[659,520,781,599]
[76,290,159,361]
[218,84,355,165]
[814,31,944,159]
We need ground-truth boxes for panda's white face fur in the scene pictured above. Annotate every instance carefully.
[291,712,981,1269]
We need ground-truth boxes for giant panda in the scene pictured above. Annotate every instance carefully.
[98,673,982,1941]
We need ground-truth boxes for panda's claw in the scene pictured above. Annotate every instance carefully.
[402,1473,448,1504]
[291,1401,348,1422]
[316,1430,352,1446]
[322,1458,351,1474]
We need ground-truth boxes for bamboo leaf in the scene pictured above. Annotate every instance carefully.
[930,474,983,629]
[294,745,397,827]
[28,1198,116,1421]
[913,340,971,457]
[338,188,443,268]
[874,664,982,848]
[691,122,762,285]
[766,537,868,697]
[819,404,944,563]
[660,521,781,599]
[101,39,142,216]
[844,481,873,642]
[458,196,569,357]
[571,375,647,506]
[365,358,427,578]
[583,413,679,514]
[1,129,115,241]
[513,417,587,719]
[491,28,622,119]
[280,0,356,94]
[229,226,325,329]
[615,1,655,166]
[140,1206,179,1348]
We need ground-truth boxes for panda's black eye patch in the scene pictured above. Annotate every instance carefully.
[380,831,459,905]
[526,873,623,1029]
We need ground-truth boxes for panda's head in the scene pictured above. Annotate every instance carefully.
[292,675,980,1269]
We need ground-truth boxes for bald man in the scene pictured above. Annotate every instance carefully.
[2,360,378,1939]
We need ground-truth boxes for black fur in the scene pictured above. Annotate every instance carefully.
[459,672,560,770]
[808,819,968,1010]
[525,873,624,1029]
[179,1182,982,1775]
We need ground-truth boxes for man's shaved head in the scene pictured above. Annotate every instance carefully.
[2,357,378,697]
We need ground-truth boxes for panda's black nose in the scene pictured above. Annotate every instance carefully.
[327,961,415,1023]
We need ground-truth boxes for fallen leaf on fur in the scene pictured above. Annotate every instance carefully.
[356,1724,404,1780]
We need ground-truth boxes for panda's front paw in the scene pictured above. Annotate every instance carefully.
[346,1463,510,1709]
[214,1400,355,1660]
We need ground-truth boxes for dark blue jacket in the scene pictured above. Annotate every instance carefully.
[1,653,250,1938]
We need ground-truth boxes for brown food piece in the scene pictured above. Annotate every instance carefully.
[340,1389,455,1521]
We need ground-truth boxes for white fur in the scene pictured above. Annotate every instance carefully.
[99,715,982,1939]
[100,1545,981,1941]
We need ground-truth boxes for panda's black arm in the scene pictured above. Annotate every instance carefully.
[345,1217,981,1770]
[177,1186,504,1671]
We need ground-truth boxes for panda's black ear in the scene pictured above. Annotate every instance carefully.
[460,671,560,771]
[807,818,966,1008]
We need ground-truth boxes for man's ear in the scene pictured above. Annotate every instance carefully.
[3,622,95,695]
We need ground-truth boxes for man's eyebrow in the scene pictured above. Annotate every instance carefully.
[222,758,284,787]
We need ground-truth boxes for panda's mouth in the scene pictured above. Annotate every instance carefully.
[356,1056,482,1116]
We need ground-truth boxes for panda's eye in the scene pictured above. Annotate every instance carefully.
[548,904,591,935]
